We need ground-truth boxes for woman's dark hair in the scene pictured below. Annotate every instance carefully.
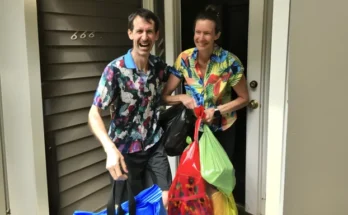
[194,5,222,34]
[128,8,161,32]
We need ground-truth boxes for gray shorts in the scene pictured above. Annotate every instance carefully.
[112,142,172,203]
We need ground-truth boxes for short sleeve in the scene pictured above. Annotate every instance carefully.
[154,57,180,82]
[228,55,244,87]
[170,54,184,79]
[92,64,118,110]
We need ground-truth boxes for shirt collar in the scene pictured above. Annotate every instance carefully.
[124,49,155,69]
[192,45,221,62]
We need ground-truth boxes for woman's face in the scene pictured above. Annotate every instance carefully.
[194,19,220,52]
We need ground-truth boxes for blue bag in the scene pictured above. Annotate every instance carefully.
[73,180,166,215]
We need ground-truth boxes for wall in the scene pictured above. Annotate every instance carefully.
[284,0,348,214]
[0,0,49,214]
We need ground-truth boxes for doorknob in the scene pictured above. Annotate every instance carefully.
[249,80,258,89]
[248,100,259,109]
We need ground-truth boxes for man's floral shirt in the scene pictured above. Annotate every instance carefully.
[93,49,172,154]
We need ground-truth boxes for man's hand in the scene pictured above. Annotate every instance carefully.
[180,94,197,109]
[105,145,128,181]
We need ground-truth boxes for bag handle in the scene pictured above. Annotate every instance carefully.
[107,180,136,215]
[193,106,206,142]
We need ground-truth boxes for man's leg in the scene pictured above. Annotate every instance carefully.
[146,143,172,208]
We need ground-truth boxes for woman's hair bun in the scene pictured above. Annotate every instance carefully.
[194,4,221,33]
[205,4,219,15]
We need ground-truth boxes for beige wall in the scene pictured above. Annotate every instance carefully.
[284,0,348,214]
[0,0,49,214]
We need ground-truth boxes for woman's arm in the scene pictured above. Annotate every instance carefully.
[204,75,249,123]
[162,74,197,109]
[162,74,182,105]
[217,75,249,114]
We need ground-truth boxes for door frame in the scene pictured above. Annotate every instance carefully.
[143,0,181,178]
[0,78,9,215]
[161,0,272,214]
[245,0,270,214]
[264,0,290,214]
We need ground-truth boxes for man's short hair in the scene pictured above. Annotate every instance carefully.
[128,8,160,32]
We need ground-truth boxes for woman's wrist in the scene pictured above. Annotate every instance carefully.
[178,94,186,104]
[213,107,222,118]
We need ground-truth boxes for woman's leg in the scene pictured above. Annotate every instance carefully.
[213,123,237,162]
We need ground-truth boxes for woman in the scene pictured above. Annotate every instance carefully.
[162,4,249,213]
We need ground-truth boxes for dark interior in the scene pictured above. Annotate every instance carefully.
[181,0,250,205]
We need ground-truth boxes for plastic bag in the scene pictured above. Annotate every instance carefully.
[167,106,213,215]
[73,182,166,215]
[120,184,167,215]
[158,104,195,156]
[211,191,238,215]
[199,123,235,196]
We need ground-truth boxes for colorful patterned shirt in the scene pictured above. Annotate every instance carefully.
[92,49,172,154]
[171,46,244,131]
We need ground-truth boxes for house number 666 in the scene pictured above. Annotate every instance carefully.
[71,31,95,40]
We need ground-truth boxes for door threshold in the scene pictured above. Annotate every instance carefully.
[237,204,253,215]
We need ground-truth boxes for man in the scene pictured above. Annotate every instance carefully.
[88,8,172,206]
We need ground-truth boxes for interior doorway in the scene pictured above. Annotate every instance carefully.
[181,0,250,206]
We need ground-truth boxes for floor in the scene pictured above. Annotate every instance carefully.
[237,205,252,215]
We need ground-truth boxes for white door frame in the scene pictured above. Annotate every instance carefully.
[245,0,268,214]
[163,0,182,178]
[163,0,270,214]
[142,0,157,56]
[162,1,289,215]
[247,0,291,214]
[143,0,182,177]
[265,0,290,214]
[0,79,8,215]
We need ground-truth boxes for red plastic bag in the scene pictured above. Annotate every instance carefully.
[168,107,213,215]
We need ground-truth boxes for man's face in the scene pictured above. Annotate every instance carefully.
[128,16,159,57]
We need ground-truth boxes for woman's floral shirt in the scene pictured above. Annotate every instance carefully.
[170,46,244,131]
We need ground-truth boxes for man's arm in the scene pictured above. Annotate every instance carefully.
[88,105,115,151]
[89,61,128,180]
[88,105,128,180]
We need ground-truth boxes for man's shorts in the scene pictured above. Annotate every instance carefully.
[113,142,172,203]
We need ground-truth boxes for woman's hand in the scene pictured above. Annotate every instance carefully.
[203,108,215,124]
[180,94,197,109]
